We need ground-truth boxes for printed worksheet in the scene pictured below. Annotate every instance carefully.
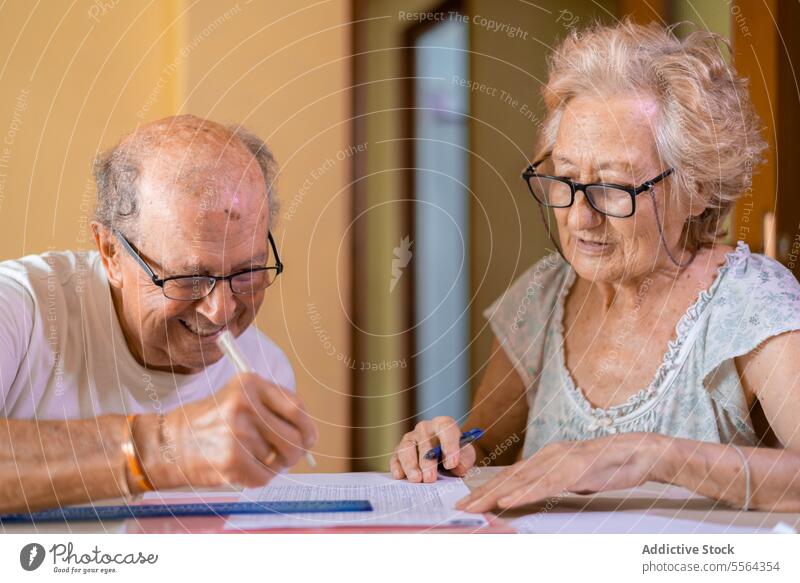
[224,472,487,530]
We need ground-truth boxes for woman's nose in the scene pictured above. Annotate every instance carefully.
[567,189,603,231]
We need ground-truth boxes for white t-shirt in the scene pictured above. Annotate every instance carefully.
[0,250,295,420]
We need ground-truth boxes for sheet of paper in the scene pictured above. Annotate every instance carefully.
[510,511,770,534]
[224,472,487,530]
[141,491,239,502]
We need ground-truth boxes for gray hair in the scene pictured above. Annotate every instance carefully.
[92,116,279,237]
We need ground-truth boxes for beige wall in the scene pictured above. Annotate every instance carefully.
[0,0,352,471]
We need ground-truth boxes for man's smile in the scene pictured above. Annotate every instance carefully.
[178,317,227,339]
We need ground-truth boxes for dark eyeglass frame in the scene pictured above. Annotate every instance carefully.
[522,158,674,218]
[114,229,284,301]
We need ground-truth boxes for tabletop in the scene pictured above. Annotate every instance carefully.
[3,466,798,534]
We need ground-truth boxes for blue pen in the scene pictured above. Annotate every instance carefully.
[424,428,484,461]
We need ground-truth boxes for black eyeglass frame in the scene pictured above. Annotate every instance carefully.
[114,229,284,301]
[521,158,674,219]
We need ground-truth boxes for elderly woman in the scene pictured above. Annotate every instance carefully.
[390,21,800,512]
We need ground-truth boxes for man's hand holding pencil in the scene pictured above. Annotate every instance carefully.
[132,332,318,490]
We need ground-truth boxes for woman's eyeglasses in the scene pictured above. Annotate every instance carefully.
[522,159,673,219]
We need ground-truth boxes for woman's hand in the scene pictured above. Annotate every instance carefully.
[456,433,663,512]
[390,417,477,483]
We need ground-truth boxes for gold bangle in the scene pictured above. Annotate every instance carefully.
[123,414,154,492]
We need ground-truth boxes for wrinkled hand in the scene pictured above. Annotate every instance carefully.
[159,373,318,488]
[390,417,477,483]
[456,433,660,513]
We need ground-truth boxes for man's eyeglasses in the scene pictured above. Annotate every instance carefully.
[522,158,674,219]
[114,230,284,301]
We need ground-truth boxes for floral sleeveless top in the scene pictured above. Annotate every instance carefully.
[483,242,800,457]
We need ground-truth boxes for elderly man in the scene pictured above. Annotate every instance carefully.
[0,115,317,513]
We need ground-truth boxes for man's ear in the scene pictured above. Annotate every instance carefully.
[91,221,124,288]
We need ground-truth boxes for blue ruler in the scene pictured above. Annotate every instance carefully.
[0,500,373,523]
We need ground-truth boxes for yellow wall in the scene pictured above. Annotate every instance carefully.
[0,2,179,258]
[0,0,352,472]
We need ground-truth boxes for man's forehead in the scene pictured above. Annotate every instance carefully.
[118,115,273,250]
[136,135,267,217]
[134,166,270,256]
[140,193,268,237]
[141,223,271,275]
[142,148,263,193]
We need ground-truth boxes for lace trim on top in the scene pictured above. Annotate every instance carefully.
[555,241,751,426]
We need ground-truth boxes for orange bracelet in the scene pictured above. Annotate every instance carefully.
[123,414,154,492]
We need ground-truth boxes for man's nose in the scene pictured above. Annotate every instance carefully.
[567,189,603,231]
[196,281,238,324]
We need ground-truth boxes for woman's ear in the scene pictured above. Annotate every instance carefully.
[667,169,706,220]
[91,221,124,288]
[683,179,708,219]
